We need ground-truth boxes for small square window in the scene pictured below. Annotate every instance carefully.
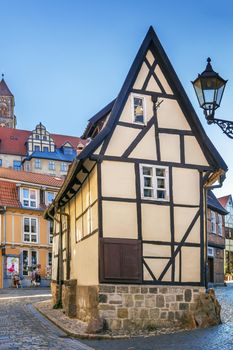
[43,146,49,152]
[140,165,169,201]
[34,145,40,151]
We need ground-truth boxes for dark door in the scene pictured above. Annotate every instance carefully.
[208,257,214,283]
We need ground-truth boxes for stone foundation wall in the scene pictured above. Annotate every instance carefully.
[62,280,77,317]
[51,281,59,306]
[98,284,205,332]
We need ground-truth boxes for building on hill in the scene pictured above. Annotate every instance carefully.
[207,191,227,286]
[0,167,63,288]
[45,27,227,332]
[0,77,86,176]
[0,75,16,128]
[218,195,233,275]
[0,123,85,177]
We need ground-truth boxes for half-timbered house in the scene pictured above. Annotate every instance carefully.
[45,27,227,332]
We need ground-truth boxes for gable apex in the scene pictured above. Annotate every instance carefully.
[77,27,227,173]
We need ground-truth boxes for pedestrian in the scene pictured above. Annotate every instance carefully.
[31,267,36,287]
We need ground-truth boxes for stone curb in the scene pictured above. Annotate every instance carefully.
[33,301,130,340]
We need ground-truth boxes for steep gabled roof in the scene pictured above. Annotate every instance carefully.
[0,78,13,97]
[207,191,228,215]
[218,195,232,209]
[76,26,227,172]
[46,26,228,212]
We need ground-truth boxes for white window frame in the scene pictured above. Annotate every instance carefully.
[208,246,214,257]
[139,164,169,201]
[48,161,55,171]
[48,220,53,244]
[60,162,68,172]
[211,211,216,234]
[218,214,223,236]
[45,191,56,206]
[21,188,38,208]
[34,159,41,169]
[131,93,146,125]
[23,217,38,243]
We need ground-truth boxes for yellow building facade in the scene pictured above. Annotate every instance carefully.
[0,168,62,288]
[46,27,227,332]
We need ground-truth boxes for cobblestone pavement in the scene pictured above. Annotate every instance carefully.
[1,286,233,350]
[0,288,93,350]
[83,284,233,350]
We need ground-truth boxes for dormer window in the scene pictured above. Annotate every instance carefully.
[63,147,73,155]
[132,94,145,124]
[21,188,37,208]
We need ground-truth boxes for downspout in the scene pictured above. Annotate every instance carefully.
[47,207,70,307]
[47,208,63,309]
[204,172,224,290]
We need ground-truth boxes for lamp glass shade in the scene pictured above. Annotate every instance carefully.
[192,58,227,115]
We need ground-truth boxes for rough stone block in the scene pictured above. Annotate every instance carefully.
[108,294,122,304]
[160,311,167,319]
[99,304,115,311]
[149,287,158,294]
[134,294,144,301]
[165,294,175,303]
[168,311,175,321]
[159,287,168,294]
[185,289,192,302]
[123,294,134,307]
[179,303,189,311]
[129,308,140,319]
[176,294,183,302]
[108,319,122,331]
[140,308,149,319]
[156,295,165,308]
[135,301,144,307]
[141,287,148,294]
[145,295,156,308]
[170,302,178,311]
[130,286,140,294]
[117,286,129,293]
[99,310,116,319]
[117,308,128,318]
[149,308,160,319]
[99,285,115,293]
[99,294,107,303]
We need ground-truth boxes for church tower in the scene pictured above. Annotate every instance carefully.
[0,75,16,128]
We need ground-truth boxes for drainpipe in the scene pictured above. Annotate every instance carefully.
[47,207,70,308]
[47,208,63,309]
[204,174,224,291]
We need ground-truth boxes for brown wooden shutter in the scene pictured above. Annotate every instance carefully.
[100,238,142,283]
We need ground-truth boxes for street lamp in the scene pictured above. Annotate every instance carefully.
[192,58,233,138]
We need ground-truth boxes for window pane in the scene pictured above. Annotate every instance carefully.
[156,168,165,177]
[24,234,30,242]
[24,218,30,232]
[144,177,152,187]
[143,167,152,176]
[23,189,29,198]
[31,219,37,233]
[134,97,144,123]
[30,201,36,208]
[31,251,37,266]
[31,235,37,243]
[23,251,28,275]
[157,178,165,189]
[144,189,153,197]
[30,190,36,200]
[23,200,29,207]
[49,221,54,235]
[47,192,55,204]
[48,252,52,265]
[157,190,165,199]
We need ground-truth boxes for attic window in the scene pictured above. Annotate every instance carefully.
[63,147,73,155]
[132,94,145,124]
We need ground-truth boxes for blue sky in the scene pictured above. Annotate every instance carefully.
[0,0,233,196]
